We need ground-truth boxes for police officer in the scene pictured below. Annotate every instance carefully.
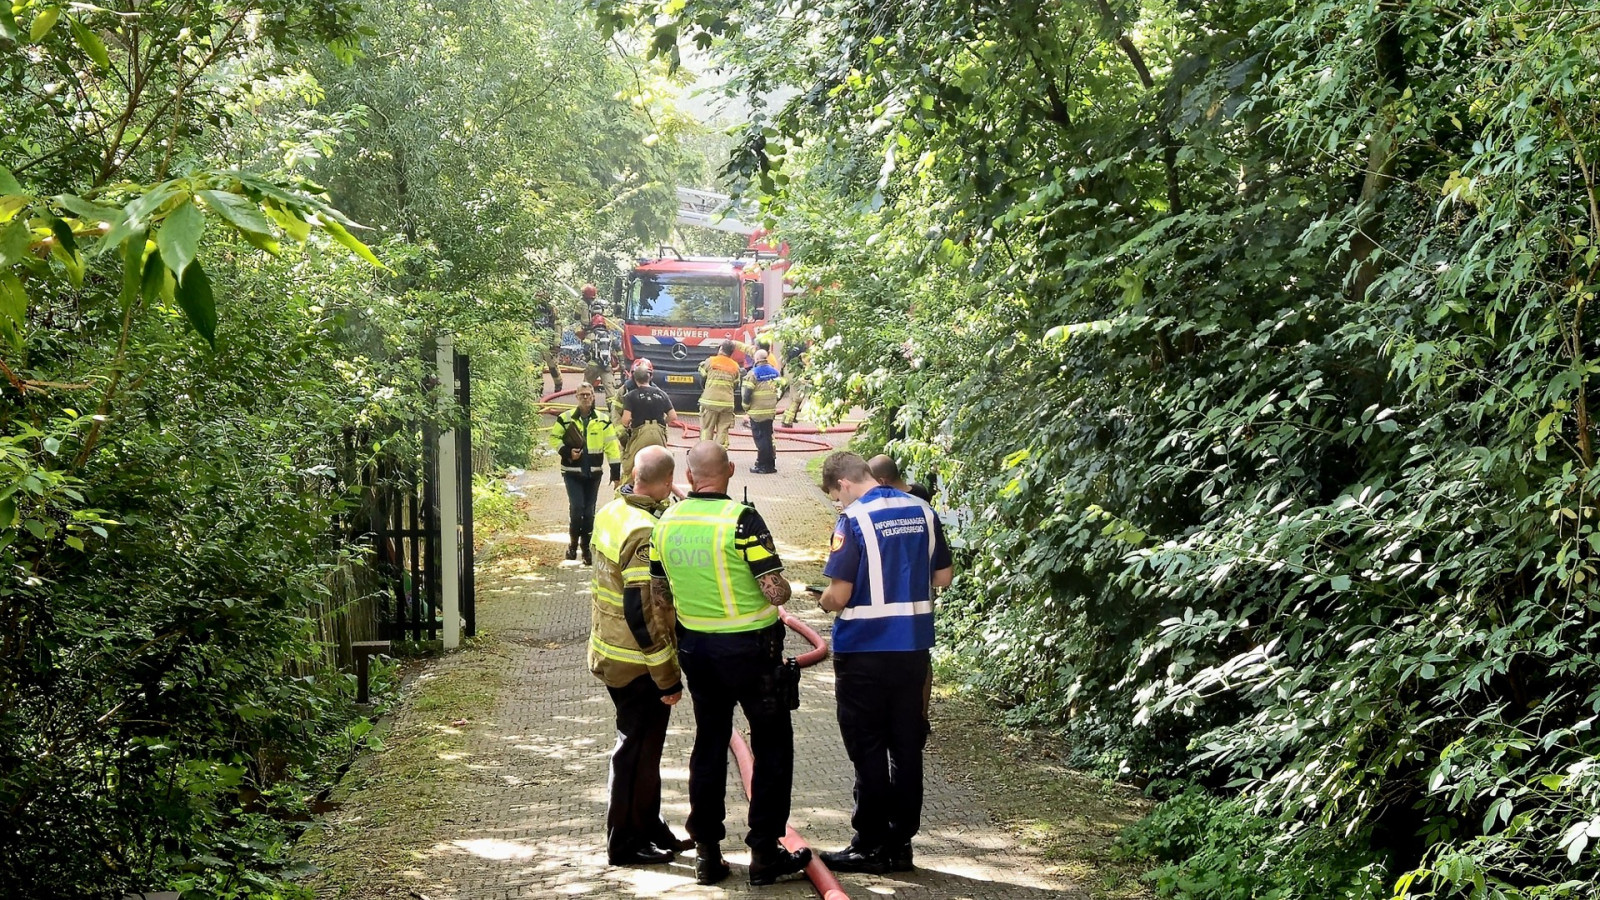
[589,446,691,865]
[742,350,783,474]
[696,340,742,448]
[649,442,811,886]
[619,360,675,482]
[816,451,954,874]
[548,382,621,564]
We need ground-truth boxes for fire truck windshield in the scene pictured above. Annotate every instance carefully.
[627,274,741,327]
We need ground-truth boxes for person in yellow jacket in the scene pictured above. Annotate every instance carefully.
[742,349,784,475]
[696,340,742,448]
[548,382,621,564]
[589,446,692,866]
[648,441,812,887]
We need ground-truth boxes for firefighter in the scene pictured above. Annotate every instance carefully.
[742,349,783,474]
[648,442,811,886]
[535,297,563,391]
[589,445,692,866]
[778,339,812,427]
[696,340,742,448]
[619,360,675,482]
[816,451,955,875]
[548,382,621,564]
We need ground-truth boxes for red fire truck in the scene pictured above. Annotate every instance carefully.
[612,238,786,408]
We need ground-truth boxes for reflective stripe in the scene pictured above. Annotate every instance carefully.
[593,583,624,607]
[621,565,651,582]
[677,605,779,631]
[591,634,675,667]
[838,600,934,621]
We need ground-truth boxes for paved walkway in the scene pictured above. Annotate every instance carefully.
[314,426,1082,899]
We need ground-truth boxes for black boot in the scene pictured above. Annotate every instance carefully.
[885,842,914,872]
[694,843,730,885]
[580,536,592,566]
[565,527,577,561]
[749,843,811,885]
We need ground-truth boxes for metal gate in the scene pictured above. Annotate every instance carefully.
[349,343,475,644]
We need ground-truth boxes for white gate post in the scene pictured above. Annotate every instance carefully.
[436,334,461,650]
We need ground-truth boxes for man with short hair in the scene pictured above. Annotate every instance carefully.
[817,451,954,875]
[588,446,691,866]
[650,442,811,886]
[743,350,784,474]
[620,361,675,481]
[867,454,933,503]
[697,340,742,448]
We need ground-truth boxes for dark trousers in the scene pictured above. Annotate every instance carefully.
[562,471,602,546]
[750,417,776,470]
[834,650,931,850]
[677,623,793,849]
[605,674,676,856]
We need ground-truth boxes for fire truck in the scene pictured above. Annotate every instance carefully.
[613,232,787,409]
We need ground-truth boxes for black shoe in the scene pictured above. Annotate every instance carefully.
[653,828,694,853]
[749,844,811,885]
[885,842,914,872]
[820,844,888,874]
[608,843,674,866]
[694,843,730,885]
[580,545,592,566]
[565,544,577,561]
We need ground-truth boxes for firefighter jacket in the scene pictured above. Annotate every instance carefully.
[548,408,621,477]
[651,496,782,634]
[589,494,681,693]
[697,355,742,410]
[742,363,784,421]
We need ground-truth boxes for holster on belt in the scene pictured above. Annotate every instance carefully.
[758,623,800,714]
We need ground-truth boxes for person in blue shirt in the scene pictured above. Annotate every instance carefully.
[816,451,954,874]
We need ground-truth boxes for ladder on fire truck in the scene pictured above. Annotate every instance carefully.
[675,187,758,235]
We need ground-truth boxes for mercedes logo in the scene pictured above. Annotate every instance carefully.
[671,343,689,360]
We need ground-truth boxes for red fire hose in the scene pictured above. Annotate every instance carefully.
[538,387,855,451]
[727,607,849,899]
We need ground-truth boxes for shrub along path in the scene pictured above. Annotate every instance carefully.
[300,430,1146,898]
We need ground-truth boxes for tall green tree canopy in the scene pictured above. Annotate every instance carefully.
[595,0,1600,895]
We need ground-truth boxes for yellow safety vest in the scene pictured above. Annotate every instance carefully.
[653,498,778,633]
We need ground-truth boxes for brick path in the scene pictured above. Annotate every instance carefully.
[322,424,1082,899]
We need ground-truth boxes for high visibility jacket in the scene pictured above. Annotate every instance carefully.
[589,495,680,692]
[653,498,779,633]
[548,408,620,475]
[742,364,784,421]
[698,355,742,410]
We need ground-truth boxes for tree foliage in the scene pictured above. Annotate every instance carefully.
[595,0,1600,895]
[2,0,696,894]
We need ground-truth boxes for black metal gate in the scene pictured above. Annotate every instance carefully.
[350,347,475,643]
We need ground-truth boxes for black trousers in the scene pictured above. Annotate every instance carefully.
[605,674,677,856]
[562,471,602,545]
[834,649,931,850]
[750,417,776,470]
[677,623,793,849]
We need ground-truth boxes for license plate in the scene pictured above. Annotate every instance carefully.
[667,374,694,384]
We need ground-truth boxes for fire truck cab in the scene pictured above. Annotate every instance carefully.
[613,240,786,409]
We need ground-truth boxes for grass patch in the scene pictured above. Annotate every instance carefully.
[928,686,1154,899]
[295,633,509,899]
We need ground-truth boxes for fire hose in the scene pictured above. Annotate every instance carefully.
[537,387,857,450]
[727,606,849,899]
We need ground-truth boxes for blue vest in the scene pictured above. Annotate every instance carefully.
[831,486,938,652]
